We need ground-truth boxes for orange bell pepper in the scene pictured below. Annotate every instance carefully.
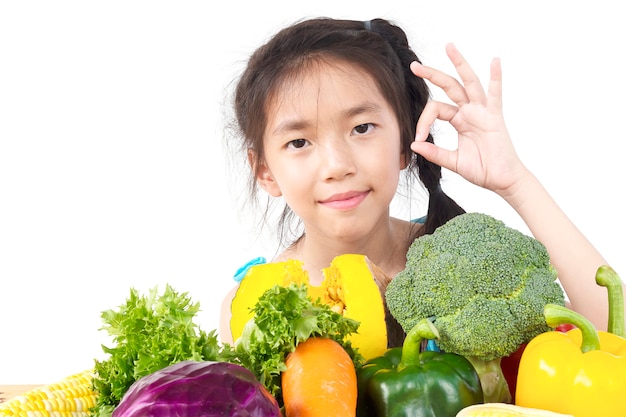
[515,265,626,417]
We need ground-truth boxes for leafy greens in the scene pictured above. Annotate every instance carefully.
[91,284,223,417]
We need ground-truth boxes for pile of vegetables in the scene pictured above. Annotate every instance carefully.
[87,212,626,417]
[385,212,566,402]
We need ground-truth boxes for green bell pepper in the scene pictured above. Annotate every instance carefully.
[356,318,484,417]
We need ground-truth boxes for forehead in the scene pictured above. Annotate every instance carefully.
[266,59,389,121]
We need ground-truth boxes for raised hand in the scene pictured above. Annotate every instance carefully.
[410,43,527,196]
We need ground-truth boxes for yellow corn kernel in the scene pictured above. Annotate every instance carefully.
[0,370,96,417]
[456,403,574,417]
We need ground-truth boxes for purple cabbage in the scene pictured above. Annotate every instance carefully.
[111,360,282,417]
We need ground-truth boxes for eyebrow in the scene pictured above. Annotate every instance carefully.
[272,119,310,136]
[271,101,384,136]
[344,102,383,118]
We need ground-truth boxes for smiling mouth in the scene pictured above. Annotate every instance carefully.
[320,191,369,210]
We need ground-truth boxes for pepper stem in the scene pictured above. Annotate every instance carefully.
[399,318,439,369]
[595,265,625,338]
[544,304,600,353]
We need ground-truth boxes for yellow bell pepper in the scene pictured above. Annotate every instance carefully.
[515,265,626,417]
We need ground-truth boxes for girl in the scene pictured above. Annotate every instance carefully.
[219,17,622,344]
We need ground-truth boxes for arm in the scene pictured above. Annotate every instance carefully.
[219,285,237,344]
[410,43,623,330]
[503,171,611,329]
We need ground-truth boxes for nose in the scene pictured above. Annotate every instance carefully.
[319,138,356,181]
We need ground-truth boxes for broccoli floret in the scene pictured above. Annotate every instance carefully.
[385,212,566,402]
[387,212,565,360]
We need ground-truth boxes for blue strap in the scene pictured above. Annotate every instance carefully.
[412,215,427,224]
[233,256,267,283]
[423,339,441,352]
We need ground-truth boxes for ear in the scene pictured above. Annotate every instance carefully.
[248,150,282,197]
[399,149,410,170]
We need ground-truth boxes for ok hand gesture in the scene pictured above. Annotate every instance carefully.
[411,43,528,197]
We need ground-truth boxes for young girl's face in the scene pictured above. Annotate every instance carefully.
[257,59,405,242]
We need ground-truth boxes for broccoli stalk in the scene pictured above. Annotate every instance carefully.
[464,356,511,404]
[385,212,566,403]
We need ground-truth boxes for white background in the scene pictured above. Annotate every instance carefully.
[1,0,624,384]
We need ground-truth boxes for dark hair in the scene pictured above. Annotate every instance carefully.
[230,17,464,247]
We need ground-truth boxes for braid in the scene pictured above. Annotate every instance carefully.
[418,145,465,234]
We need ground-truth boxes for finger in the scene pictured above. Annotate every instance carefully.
[487,57,503,113]
[410,60,469,106]
[410,140,457,172]
[445,43,487,104]
[415,100,459,141]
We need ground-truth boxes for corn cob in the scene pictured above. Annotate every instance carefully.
[0,370,96,417]
[456,403,574,417]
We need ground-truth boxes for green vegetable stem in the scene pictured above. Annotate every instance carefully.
[543,304,600,352]
[463,356,512,404]
[595,265,625,337]
[356,318,484,417]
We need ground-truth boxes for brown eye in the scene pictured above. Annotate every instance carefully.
[353,123,373,135]
[287,138,308,149]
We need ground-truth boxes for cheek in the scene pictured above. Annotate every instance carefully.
[368,142,404,177]
[266,158,316,199]
[368,144,404,197]
[379,163,402,195]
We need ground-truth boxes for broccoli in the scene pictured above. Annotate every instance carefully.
[385,212,566,402]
